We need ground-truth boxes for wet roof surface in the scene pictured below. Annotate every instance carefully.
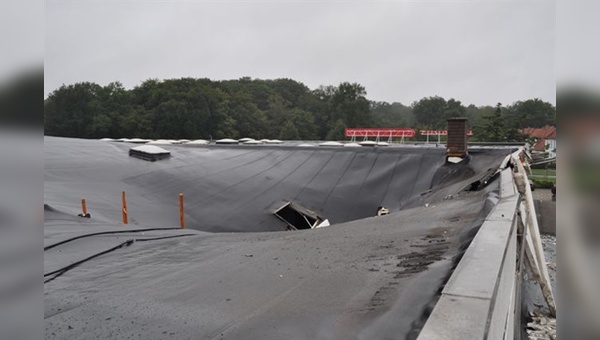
[45,137,512,232]
[44,137,513,339]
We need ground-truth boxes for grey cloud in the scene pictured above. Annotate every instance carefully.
[45,1,555,106]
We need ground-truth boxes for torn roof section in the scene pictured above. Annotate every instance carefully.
[273,201,328,230]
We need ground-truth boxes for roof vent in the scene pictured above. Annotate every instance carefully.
[129,145,171,161]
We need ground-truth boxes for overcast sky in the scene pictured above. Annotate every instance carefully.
[45,0,555,106]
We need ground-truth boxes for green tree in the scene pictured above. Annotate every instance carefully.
[325,119,347,140]
[444,98,466,120]
[90,114,112,137]
[44,82,104,138]
[481,101,528,142]
[506,98,555,128]
[44,75,555,143]
[331,82,371,128]
[465,104,485,131]
[289,108,318,140]
[310,85,336,139]
[480,103,505,142]
[412,96,447,129]
[371,101,414,128]
[470,105,494,140]
[119,106,154,138]
[228,94,267,139]
[263,94,292,137]
[268,78,311,108]
[279,121,300,140]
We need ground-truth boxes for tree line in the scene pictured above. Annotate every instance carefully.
[44,77,556,142]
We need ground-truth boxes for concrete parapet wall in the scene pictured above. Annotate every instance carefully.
[418,169,520,339]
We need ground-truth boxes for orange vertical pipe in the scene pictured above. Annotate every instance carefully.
[81,197,87,215]
[122,191,128,224]
[179,193,185,229]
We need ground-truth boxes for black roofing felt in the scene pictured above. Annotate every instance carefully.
[44,137,513,232]
[44,137,514,339]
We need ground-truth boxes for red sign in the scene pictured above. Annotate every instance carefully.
[345,128,416,138]
[420,130,473,136]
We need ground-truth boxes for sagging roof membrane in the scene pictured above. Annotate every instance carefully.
[44,136,513,232]
[44,136,515,339]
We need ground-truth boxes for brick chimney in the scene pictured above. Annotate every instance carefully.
[446,117,468,159]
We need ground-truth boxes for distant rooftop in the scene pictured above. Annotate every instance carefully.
[520,125,556,139]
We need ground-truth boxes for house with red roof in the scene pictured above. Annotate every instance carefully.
[520,125,556,158]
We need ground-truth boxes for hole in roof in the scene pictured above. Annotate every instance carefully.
[273,202,329,230]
